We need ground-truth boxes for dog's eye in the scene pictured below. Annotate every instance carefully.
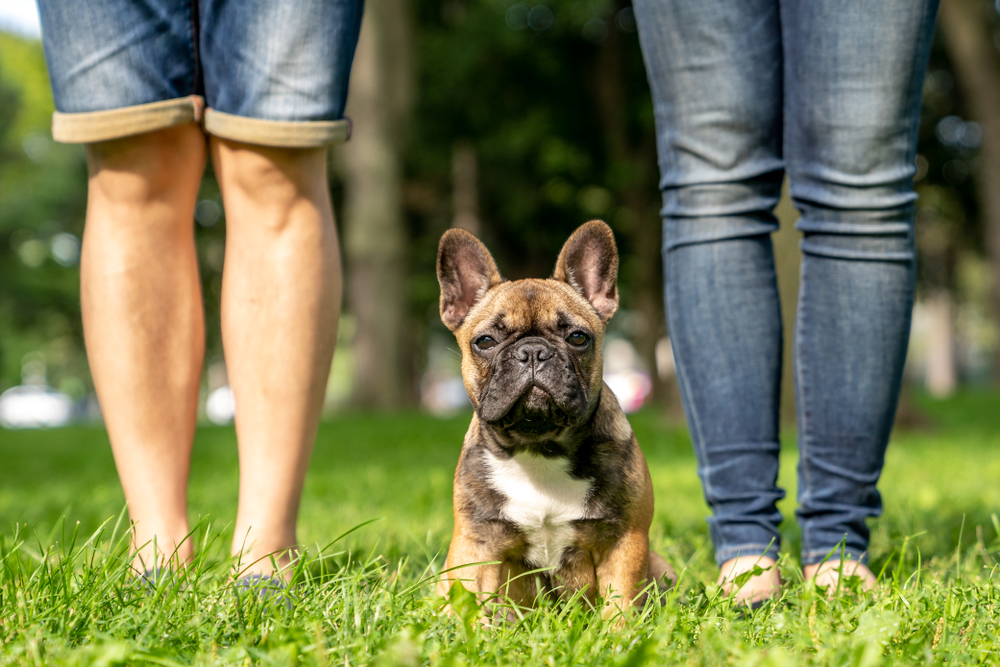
[474,335,498,350]
[566,332,590,347]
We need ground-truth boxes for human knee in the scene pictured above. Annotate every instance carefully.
[786,155,917,263]
[86,124,207,206]
[799,231,914,264]
[661,171,783,252]
[212,139,329,211]
[787,133,918,224]
[793,200,916,263]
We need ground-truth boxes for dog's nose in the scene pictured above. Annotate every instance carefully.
[516,339,554,364]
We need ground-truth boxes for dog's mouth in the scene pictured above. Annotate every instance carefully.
[487,384,573,436]
[523,385,553,411]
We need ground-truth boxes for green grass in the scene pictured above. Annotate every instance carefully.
[1,391,998,665]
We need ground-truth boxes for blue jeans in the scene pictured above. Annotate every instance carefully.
[38,0,363,145]
[633,0,939,566]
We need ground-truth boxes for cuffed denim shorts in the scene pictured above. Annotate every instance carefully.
[37,0,364,147]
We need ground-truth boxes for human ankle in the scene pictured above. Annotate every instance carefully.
[132,535,192,574]
[231,532,298,578]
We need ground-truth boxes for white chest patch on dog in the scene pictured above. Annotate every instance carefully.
[485,451,593,571]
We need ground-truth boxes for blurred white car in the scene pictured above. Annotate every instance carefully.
[0,385,74,429]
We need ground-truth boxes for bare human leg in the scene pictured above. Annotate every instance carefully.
[210,139,341,578]
[83,124,207,572]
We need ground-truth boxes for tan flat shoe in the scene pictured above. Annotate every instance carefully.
[803,559,876,596]
[718,555,781,607]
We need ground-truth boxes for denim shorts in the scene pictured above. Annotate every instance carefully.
[37,0,364,147]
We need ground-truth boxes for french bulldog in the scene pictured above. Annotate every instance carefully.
[435,220,675,622]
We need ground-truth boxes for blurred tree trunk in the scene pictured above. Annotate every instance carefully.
[939,0,1000,382]
[341,0,415,409]
[589,3,681,415]
[773,181,801,426]
[915,186,960,397]
[924,290,958,396]
[451,142,480,235]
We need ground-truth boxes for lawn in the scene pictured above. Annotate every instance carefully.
[0,391,998,665]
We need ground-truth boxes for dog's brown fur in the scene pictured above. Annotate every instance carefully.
[435,221,675,623]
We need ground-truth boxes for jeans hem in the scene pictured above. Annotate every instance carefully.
[800,547,868,566]
[52,95,204,144]
[203,109,352,148]
[714,543,780,567]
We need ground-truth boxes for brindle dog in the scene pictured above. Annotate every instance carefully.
[435,220,675,623]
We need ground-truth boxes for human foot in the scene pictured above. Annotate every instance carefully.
[232,535,297,582]
[131,529,193,579]
[803,559,876,595]
[235,573,294,608]
[718,555,781,606]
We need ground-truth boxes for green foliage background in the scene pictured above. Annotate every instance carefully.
[0,1,997,394]
[0,34,87,395]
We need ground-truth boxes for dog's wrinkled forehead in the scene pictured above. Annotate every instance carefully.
[462,279,604,336]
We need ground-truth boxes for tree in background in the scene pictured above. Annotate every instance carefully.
[898,0,1000,397]
[586,0,673,408]
[0,34,232,401]
[398,0,670,409]
[0,35,88,396]
[938,0,1000,383]
[4,2,1000,413]
[340,0,416,409]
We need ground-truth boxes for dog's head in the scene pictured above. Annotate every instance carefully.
[436,220,618,450]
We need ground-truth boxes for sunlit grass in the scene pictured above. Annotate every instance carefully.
[1,391,998,665]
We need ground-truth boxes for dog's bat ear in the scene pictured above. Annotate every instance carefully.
[553,220,619,322]
[437,228,504,331]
